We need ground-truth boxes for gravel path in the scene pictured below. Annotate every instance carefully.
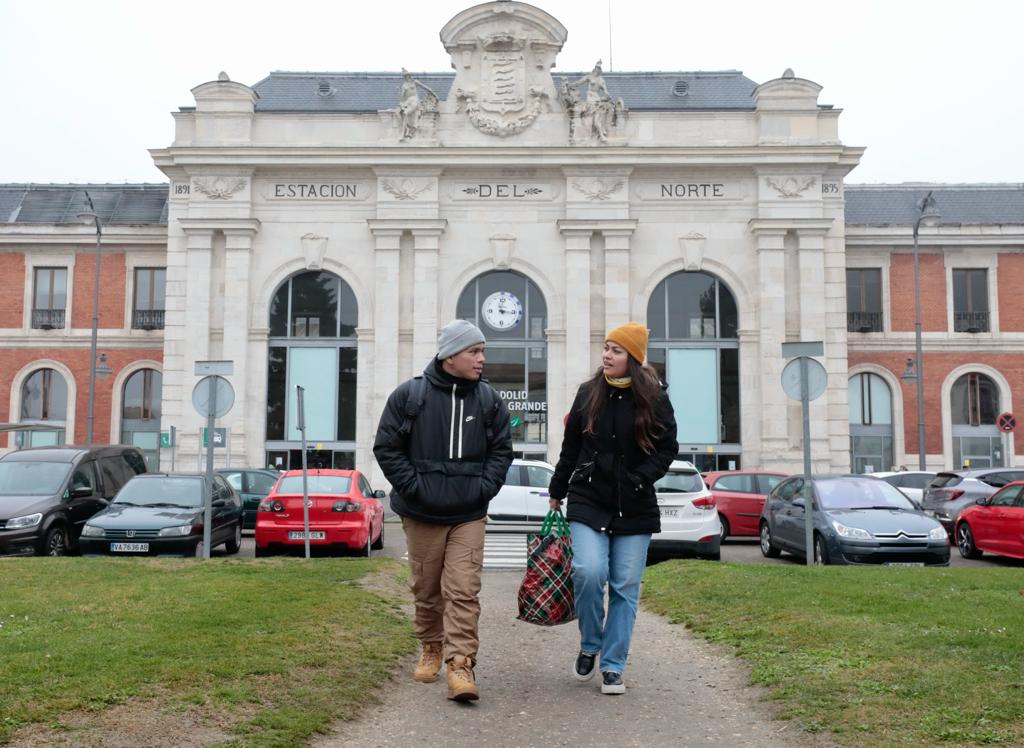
[315,571,837,748]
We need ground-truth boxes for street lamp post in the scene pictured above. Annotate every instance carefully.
[79,192,103,444]
[911,191,940,471]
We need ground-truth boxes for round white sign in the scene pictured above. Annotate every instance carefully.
[781,357,827,401]
[191,375,235,418]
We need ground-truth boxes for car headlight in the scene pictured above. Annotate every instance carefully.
[157,525,195,537]
[81,524,105,537]
[6,513,43,529]
[929,526,949,540]
[831,520,871,540]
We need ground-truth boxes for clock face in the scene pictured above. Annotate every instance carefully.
[481,291,523,331]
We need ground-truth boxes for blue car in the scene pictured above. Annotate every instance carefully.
[759,475,950,566]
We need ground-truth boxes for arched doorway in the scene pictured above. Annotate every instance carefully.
[646,271,739,471]
[121,368,162,470]
[951,372,1003,468]
[455,270,548,458]
[848,372,893,473]
[264,270,359,470]
[18,367,68,447]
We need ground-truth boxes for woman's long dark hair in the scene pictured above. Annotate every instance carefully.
[581,356,665,453]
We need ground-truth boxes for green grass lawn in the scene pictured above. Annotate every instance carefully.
[643,562,1024,747]
[0,557,414,747]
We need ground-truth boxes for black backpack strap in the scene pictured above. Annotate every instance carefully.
[399,376,428,437]
[477,382,499,439]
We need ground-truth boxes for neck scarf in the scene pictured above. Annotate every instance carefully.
[604,374,632,389]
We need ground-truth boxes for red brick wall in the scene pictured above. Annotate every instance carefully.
[889,254,947,332]
[0,348,163,447]
[998,253,1024,331]
[849,351,1024,456]
[0,253,25,327]
[71,252,126,329]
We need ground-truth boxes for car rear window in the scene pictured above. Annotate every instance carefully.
[929,473,962,488]
[277,475,351,494]
[713,474,755,493]
[0,461,71,495]
[655,471,703,493]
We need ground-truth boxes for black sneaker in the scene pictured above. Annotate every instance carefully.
[601,671,625,695]
[572,651,597,681]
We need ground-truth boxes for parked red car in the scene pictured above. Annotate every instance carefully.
[254,469,385,557]
[702,470,786,541]
[954,480,1024,560]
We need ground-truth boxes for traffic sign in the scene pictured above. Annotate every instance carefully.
[191,375,235,418]
[781,357,827,401]
[997,412,1016,433]
[202,427,227,448]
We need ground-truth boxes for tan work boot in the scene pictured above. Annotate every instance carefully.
[414,642,443,683]
[446,655,480,701]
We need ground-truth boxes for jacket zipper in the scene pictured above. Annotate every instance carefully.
[449,385,457,459]
[458,399,465,459]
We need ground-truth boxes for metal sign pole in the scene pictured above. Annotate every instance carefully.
[801,356,814,566]
[170,425,176,472]
[203,380,217,560]
[297,385,310,559]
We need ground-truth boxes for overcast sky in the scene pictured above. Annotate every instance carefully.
[1,0,1020,185]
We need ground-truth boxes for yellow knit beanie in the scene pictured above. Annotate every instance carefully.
[606,322,648,363]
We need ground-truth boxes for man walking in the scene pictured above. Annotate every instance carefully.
[373,319,513,701]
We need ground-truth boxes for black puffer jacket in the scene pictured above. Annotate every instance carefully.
[373,359,513,525]
[549,379,677,535]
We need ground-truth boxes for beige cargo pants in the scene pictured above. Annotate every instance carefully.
[401,516,486,663]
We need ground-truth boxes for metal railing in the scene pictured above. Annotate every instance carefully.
[954,310,989,333]
[847,311,883,333]
[31,308,65,329]
[132,309,165,330]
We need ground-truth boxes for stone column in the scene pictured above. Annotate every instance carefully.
[557,224,594,408]
[222,226,259,466]
[177,227,213,467]
[603,225,637,333]
[411,224,447,368]
[355,327,376,479]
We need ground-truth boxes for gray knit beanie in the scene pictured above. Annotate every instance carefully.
[437,319,486,359]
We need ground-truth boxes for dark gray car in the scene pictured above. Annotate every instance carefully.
[922,468,1024,536]
[759,475,950,566]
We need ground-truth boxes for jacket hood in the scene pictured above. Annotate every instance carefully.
[423,358,482,397]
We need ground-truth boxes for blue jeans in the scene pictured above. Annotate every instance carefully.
[569,521,651,675]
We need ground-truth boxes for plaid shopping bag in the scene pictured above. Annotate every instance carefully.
[516,510,576,626]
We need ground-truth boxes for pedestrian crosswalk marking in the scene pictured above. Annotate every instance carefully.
[402,533,528,570]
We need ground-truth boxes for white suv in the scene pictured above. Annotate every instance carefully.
[649,460,721,560]
[487,458,555,531]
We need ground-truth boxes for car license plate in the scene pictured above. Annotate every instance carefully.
[885,562,924,567]
[110,542,149,553]
[288,531,325,540]
[660,508,679,518]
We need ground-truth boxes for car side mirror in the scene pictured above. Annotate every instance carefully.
[374,489,386,499]
[792,497,806,509]
[71,486,93,499]
[212,498,227,508]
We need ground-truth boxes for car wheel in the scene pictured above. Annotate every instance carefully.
[225,524,242,555]
[718,516,730,543]
[956,522,983,559]
[813,534,830,565]
[356,530,371,557]
[759,522,781,558]
[193,540,205,558]
[43,525,68,557]
[371,521,384,550]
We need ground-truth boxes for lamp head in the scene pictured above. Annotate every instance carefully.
[917,191,940,227]
[900,357,918,382]
[95,353,112,380]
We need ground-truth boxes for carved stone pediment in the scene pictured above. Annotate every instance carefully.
[440,2,567,138]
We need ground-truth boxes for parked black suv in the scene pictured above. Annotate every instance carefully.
[0,445,147,556]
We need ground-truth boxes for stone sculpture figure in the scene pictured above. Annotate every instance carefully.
[567,60,618,142]
[398,69,439,141]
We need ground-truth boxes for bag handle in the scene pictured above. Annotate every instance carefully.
[539,509,571,537]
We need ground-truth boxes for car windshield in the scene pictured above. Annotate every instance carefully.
[0,462,71,496]
[815,479,915,511]
[655,471,703,493]
[277,475,351,494]
[114,478,203,508]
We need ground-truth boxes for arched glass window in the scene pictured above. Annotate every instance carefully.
[848,373,893,473]
[951,372,1003,468]
[19,368,67,447]
[647,271,739,471]
[456,271,547,455]
[266,271,358,471]
[121,369,162,470]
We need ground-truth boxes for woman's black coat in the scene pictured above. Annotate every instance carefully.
[548,378,678,535]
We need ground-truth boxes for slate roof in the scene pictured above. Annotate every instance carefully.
[251,70,760,112]
[0,184,169,225]
[845,184,1024,226]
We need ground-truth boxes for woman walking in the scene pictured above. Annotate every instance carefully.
[548,323,677,694]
